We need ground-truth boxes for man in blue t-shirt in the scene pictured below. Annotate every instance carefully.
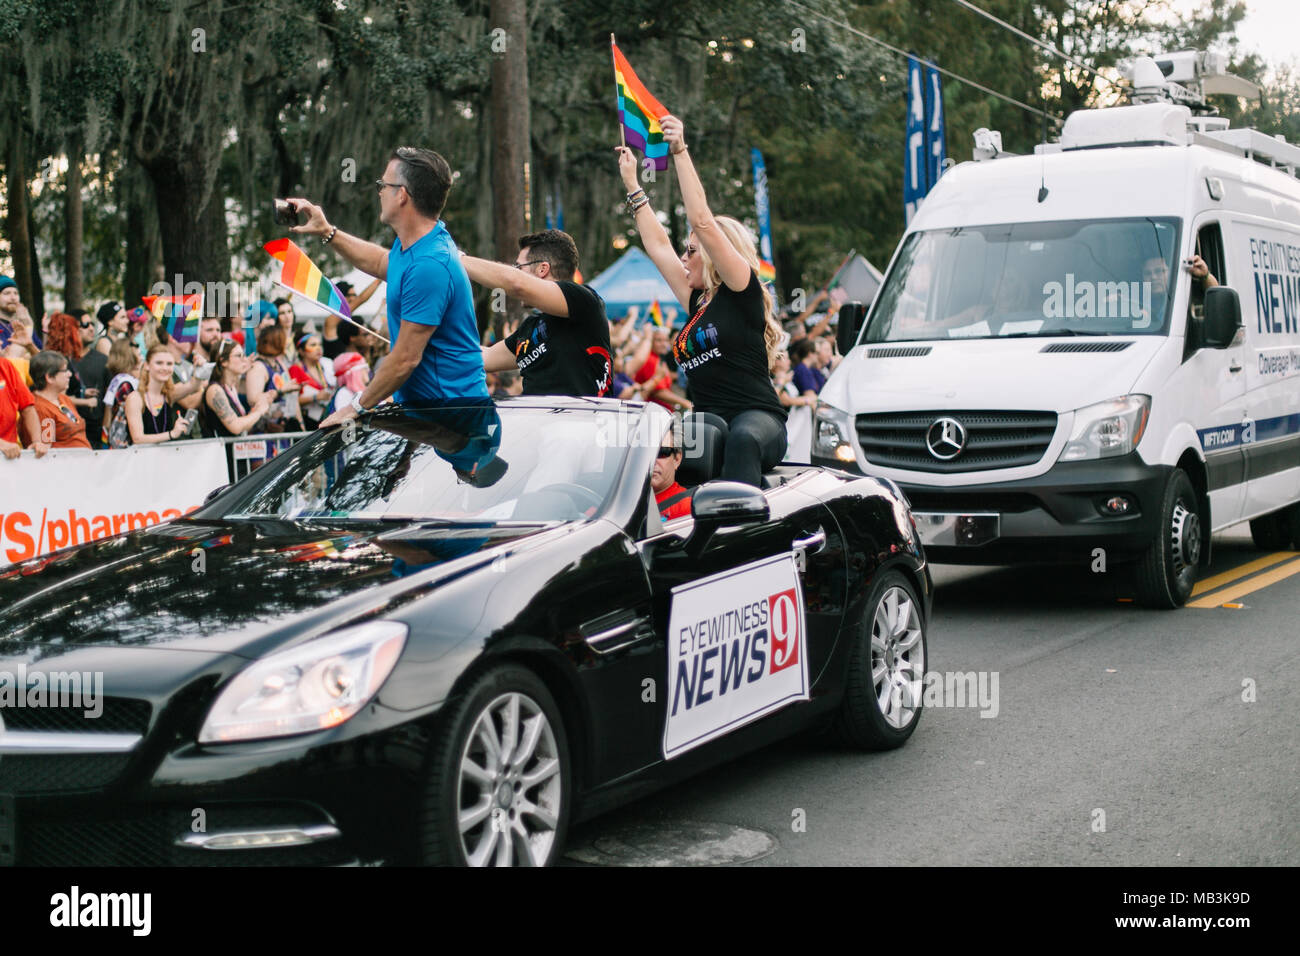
[289,147,488,427]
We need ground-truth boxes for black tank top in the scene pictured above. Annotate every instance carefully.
[139,394,176,436]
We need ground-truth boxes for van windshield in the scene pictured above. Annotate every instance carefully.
[863,218,1182,342]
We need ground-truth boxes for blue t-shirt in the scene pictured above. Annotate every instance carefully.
[792,362,826,395]
[386,221,488,403]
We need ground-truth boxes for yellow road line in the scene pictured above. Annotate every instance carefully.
[1188,557,1300,608]
[1191,551,1299,596]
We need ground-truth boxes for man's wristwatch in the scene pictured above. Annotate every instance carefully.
[350,393,369,415]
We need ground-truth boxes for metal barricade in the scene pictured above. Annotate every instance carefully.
[205,431,316,483]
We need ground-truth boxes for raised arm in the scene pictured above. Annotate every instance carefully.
[289,199,389,280]
[462,255,569,317]
[617,148,691,310]
[659,115,752,293]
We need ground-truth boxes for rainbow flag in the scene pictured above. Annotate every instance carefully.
[758,260,776,284]
[612,38,670,171]
[649,299,663,327]
[142,294,202,343]
[263,238,352,320]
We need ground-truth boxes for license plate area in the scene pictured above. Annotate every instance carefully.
[913,512,1000,547]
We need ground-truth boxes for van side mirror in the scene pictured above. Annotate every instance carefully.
[1202,287,1242,349]
[836,301,868,355]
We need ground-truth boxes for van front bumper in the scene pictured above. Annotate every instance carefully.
[815,453,1174,565]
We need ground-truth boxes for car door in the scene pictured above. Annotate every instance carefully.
[638,480,846,767]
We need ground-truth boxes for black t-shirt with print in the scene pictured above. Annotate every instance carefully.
[504,282,612,397]
[680,271,786,424]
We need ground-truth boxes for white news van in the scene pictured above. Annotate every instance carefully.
[814,53,1300,607]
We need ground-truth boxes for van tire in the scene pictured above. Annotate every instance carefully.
[1133,469,1201,608]
[1250,510,1292,551]
[1287,504,1300,549]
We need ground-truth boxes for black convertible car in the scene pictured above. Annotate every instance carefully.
[0,397,930,867]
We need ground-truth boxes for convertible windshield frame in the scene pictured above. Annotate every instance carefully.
[188,402,651,527]
[861,216,1184,344]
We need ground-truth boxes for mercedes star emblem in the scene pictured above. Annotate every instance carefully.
[925,417,967,460]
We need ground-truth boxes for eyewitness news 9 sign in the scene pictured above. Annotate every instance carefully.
[664,553,810,759]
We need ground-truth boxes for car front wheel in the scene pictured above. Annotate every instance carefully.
[421,664,570,866]
[834,569,927,750]
[1132,468,1201,608]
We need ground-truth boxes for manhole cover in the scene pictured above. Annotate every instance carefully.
[566,821,777,867]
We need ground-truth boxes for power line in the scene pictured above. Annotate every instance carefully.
[949,0,1126,92]
[785,0,1062,126]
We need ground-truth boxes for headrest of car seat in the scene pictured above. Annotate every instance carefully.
[677,413,727,487]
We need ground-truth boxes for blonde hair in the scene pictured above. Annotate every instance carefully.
[694,216,782,370]
[139,344,176,403]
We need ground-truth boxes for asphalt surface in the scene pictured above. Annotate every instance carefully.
[566,525,1300,866]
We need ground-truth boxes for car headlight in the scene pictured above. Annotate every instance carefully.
[813,401,857,464]
[1058,395,1151,462]
[199,621,408,743]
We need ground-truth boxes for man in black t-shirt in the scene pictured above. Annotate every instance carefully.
[463,230,612,398]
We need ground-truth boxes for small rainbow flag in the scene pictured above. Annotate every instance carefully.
[649,299,664,327]
[758,259,776,284]
[263,238,352,320]
[142,294,203,343]
[612,37,670,171]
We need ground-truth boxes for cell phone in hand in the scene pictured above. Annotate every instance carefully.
[184,409,199,426]
[273,199,302,226]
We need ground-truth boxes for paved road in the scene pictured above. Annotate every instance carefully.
[566,526,1300,866]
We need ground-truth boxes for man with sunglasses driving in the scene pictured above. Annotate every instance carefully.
[288,147,488,429]
[652,422,692,520]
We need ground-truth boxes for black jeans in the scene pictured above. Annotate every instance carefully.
[688,409,787,488]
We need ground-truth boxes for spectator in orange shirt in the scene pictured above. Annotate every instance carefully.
[27,350,91,449]
[1,354,50,459]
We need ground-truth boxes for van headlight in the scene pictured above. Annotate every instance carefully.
[199,621,408,743]
[813,401,857,464]
[1058,395,1151,462]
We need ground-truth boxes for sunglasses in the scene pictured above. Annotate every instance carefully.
[656,446,680,459]
[375,179,406,194]
[79,321,93,329]
[515,259,546,270]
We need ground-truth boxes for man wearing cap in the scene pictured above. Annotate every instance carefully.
[0,276,37,355]
[463,229,612,398]
[288,147,487,431]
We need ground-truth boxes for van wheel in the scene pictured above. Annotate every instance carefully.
[1286,505,1300,549]
[1133,469,1201,608]
[1249,510,1292,551]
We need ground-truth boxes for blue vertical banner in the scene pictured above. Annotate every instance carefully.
[925,62,947,193]
[750,148,777,293]
[904,55,927,225]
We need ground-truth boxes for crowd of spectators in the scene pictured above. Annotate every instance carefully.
[0,273,389,456]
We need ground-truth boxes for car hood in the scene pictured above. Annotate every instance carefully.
[824,336,1164,414]
[0,519,559,657]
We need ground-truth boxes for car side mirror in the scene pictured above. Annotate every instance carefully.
[1202,286,1242,349]
[685,481,769,558]
[204,484,232,504]
[836,301,868,356]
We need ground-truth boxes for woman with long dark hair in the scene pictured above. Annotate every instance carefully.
[616,114,786,486]
[202,338,273,438]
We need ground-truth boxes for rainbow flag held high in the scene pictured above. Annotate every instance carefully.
[648,299,664,327]
[612,38,670,171]
[142,294,203,343]
[758,260,776,284]
[263,238,352,320]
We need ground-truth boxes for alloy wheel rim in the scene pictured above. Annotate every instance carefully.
[1171,499,1201,580]
[457,691,562,866]
[870,586,925,729]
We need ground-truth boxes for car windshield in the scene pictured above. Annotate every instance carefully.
[863,217,1182,342]
[221,402,635,523]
